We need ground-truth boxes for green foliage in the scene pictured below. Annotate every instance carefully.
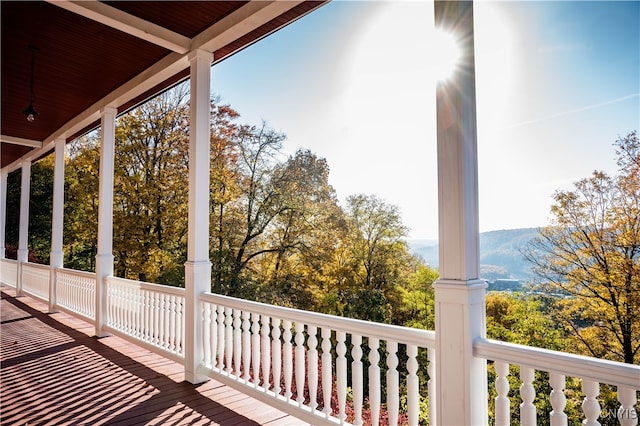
[394,265,437,329]
[485,293,578,425]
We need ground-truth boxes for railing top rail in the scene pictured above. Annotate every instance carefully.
[105,276,185,297]
[474,337,640,389]
[201,291,436,348]
[22,262,51,270]
[57,267,96,279]
[1,258,18,264]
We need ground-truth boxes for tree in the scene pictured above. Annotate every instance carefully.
[255,149,346,309]
[321,194,412,321]
[524,131,640,364]
[394,264,438,329]
[64,133,101,271]
[210,121,288,296]
[344,194,410,291]
[112,86,190,285]
[4,159,53,264]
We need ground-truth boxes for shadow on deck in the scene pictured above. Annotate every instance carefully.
[0,286,308,425]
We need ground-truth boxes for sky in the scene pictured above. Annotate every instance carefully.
[211,1,640,240]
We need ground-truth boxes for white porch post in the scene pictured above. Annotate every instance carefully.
[0,168,6,260]
[49,138,65,312]
[95,106,117,337]
[184,49,213,384]
[433,1,488,425]
[17,160,31,296]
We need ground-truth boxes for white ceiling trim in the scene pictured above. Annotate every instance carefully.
[45,0,192,54]
[1,135,43,148]
[194,1,305,53]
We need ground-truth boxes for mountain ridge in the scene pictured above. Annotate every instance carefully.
[406,227,540,282]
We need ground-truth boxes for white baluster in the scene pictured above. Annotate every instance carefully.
[153,292,160,346]
[308,325,318,411]
[143,290,150,342]
[138,290,144,338]
[170,295,176,350]
[130,287,136,334]
[352,334,364,426]
[495,362,511,426]
[581,379,601,426]
[242,310,251,381]
[210,304,218,369]
[163,294,170,349]
[520,366,536,426]
[217,305,225,370]
[617,386,638,426]
[295,322,306,406]
[233,309,242,378]
[283,320,293,400]
[134,290,140,338]
[251,312,261,387]
[175,298,183,355]
[407,344,419,426]
[549,373,567,426]
[369,337,381,426]
[272,318,282,395]
[225,307,233,373]
[261,315,271,390]
[203,303,211,366]
[158,294,166,348]
[336,331,347,423]
[428,347,436,426]
[386,341,399,425]
[322,328,333,416]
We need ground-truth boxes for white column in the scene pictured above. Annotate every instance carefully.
[17,160,31,296]
[0,168,7,260]
[95,106,117,337]
[184,49,213,384]
[433,1,488,425]
[49,138,65,312]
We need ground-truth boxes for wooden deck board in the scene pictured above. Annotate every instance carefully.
[1,286,310,426]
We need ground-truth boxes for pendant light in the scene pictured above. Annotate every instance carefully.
[23,45,39,122]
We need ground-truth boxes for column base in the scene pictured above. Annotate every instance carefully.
[433,278,488,425]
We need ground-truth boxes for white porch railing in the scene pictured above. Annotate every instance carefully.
[6,265,639,425]
[475,338,640,426]
[0,258,18,287]
[56,267,96,321]
[104,276,186,363]
[21,262,50,301]
[199,292,437,426]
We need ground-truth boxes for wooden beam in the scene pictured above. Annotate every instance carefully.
[46,0,192,53]
[193,1,305,53]
[1,135,43,148]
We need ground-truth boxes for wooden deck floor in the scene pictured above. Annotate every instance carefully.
[0,286,309,426]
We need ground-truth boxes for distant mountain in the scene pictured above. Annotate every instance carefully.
[406,227,540,282]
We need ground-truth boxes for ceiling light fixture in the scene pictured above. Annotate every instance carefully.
[23,45,40,122]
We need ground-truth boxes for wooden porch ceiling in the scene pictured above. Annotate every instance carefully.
[1,1,326,169]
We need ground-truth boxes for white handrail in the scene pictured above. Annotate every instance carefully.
[476,337,639,425]
[201,292,436,348]
[474,338,640,389]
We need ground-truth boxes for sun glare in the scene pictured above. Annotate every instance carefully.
[431,29,462,82]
